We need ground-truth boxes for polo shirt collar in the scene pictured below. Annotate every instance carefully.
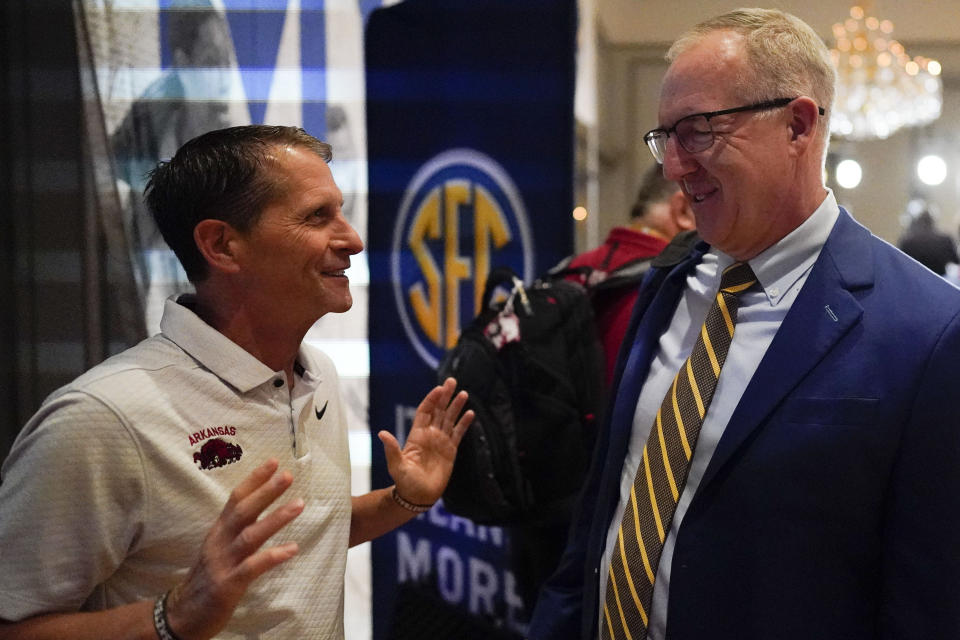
[159,295,317,393]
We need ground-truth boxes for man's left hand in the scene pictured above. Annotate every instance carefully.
[377,377,474,506]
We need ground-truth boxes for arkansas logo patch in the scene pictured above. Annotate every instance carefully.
[190,426,243,470]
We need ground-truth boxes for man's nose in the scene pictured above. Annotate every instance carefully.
[332,217,365,255]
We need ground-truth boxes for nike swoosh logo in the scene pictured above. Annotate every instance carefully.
[315,400,328,421]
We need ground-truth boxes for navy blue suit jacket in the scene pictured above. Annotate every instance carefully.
[529,210,960,639]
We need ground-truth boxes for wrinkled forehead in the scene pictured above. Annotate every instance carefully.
[658,30,748,124]
[256,144,338,205]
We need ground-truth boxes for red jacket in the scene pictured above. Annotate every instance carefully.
[567,227,668,385]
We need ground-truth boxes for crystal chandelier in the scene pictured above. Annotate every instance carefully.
[829,5,943,141]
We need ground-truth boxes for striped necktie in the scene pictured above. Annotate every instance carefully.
[601,261,757,640]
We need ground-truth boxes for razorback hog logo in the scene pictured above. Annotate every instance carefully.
[194,438,243,470]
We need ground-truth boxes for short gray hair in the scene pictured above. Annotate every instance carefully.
[667,8,835,151]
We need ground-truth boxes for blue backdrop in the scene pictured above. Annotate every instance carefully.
[366,0,577,636]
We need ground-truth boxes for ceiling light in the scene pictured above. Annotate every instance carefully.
[836,159,863,189]
[829,5,942,141]
[917,155,947,186]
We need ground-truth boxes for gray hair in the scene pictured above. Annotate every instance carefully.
[667,8,835,152]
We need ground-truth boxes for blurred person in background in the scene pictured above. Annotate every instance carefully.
[567,164,695,385]
[896,198,958,277]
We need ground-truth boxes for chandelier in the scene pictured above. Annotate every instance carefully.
[829,5,943,141]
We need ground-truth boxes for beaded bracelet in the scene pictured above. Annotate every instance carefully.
[391,486,433,513]
[153,590,183,640]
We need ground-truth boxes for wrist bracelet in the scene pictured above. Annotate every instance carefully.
[391,486,433,513]
[153,590,183,640]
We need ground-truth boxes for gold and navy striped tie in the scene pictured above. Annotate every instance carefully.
[601,262,757,640]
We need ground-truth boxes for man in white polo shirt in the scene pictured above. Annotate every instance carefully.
[0,125,474,639]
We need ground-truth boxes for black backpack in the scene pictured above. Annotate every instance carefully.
[437,257,652,525]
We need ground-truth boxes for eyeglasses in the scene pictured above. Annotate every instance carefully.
[643,97,826,164]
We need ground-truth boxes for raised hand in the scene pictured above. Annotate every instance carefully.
[377,377,474,507]
[165,459,304,639]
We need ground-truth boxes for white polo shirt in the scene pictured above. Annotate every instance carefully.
[0,296,352,639]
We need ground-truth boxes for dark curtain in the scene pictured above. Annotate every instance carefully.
[0,0,144,462]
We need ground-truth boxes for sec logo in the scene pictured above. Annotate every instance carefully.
[392,148,534,368]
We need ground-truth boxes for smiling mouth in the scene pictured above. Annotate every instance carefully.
[688,186,717,204]
[323,270,347,277]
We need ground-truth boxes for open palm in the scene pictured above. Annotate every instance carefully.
[377,377,474,506]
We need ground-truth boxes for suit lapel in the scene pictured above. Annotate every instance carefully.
[697,209,873,493]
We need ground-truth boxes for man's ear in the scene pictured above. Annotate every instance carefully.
[670,190,696,232]
[194,219,243,275]
[787,96,820,153]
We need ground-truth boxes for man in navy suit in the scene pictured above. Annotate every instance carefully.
[529,9,960,640]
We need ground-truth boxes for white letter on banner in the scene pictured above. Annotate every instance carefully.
[397,531,432,582]
[436,546,465,602]
[428,504,450,528]
[448,514,476,537]
[504,570,529,634]
[475,524,504,547]
[468,557,498,616]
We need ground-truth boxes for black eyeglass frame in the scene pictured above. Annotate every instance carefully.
[643,97,826,164]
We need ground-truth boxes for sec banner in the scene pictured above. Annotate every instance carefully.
[366,0,577,638]
[392,148,534,369]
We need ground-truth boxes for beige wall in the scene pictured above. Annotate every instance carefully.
[590,34,960,250]
[599,0,960,48]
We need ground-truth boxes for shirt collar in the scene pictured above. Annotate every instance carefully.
[713,189,840,306]
[159,294,319,393]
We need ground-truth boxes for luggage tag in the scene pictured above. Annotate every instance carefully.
[483,278,526,350]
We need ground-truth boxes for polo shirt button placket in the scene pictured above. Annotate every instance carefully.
[270,375,300,455]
